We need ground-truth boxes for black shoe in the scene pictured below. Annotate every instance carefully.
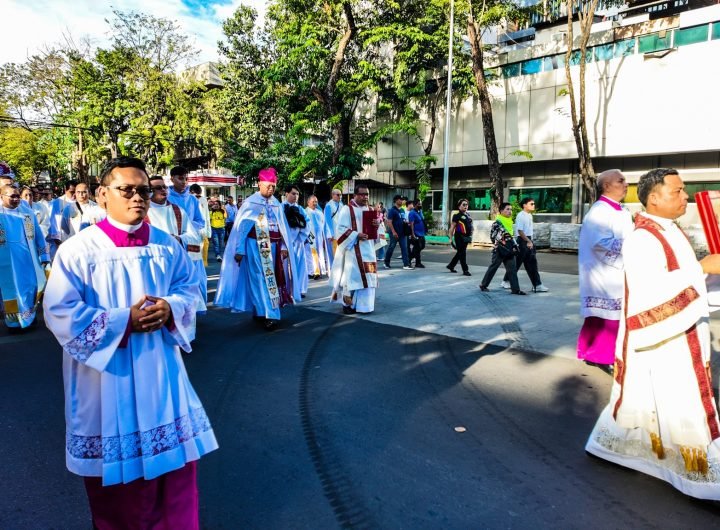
[342,305,357,315]
[463,271,471,276]
[313,274,321,280]
[252,314,266,324]
[301,293,307,299]
[479,285,489,291]
[415,264,426,268]
[511,290,527,295]
[446,265,457,273]
[264,319,279,331]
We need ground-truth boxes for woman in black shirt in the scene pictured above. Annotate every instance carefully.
[447,199,473,276]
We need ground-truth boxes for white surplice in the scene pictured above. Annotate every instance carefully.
[578,198,634,319]
[168,188,208,303]
[147,201,206,313]
[330,201,379,313]
[586,213,720,500]
[61,200,106,239]
[31,201,51,239]
[283,201,309,295]
[48,195,76,242]
[43,220,218,486]
[0,205,49,328]
[324,199,343,267]
[305,206,329,276]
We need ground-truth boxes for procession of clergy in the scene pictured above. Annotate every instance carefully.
[5,155,720,528]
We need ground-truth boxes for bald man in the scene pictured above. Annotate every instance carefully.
[577,169,633,372]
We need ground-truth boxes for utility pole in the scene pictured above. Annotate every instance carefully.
[441,0,454,230]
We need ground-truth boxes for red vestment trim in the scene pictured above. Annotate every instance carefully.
[337,228,352,245]
[626,287,701,331]
[634,214,680,271]
[686,325,720,440]
[348,204,368,289]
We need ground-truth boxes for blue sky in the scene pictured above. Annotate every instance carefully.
[0,0,267,65]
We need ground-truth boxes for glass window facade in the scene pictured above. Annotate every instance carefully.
[675,25,709,47]
[508,188,572,214]
[713,22,720,40]
[613,38,635,58]
[593,43,614,61]
[521,58,543,75]
[497,21,719,79]
[638,32,672,53]
[450,189,492,210]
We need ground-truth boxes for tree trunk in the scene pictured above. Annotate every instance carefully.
[565,0,599,211]
[467,14,502,218]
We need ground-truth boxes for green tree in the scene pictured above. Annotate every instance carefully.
[0,127,43,183]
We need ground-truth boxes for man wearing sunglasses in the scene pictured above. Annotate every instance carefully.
[43,156,217,528]
[145,175,206,313]
[0,168,50,330]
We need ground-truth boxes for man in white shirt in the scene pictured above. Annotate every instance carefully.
[61,182,106,238]
[501,197,548,292]
[47,181,77,254]
[324,189,343,267]
[145,175,206,313]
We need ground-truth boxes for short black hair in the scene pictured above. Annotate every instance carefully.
[499,202,512,211]
[284,184,300,194]
[393,194,402,202]
[189,184,202,194]
[170,166,189,178]
[520,197,534,207]
[99,157,148,186]
[353,185,369,195]
[149,175,164,183]
[637,168,679,207]
[64,180,78,190]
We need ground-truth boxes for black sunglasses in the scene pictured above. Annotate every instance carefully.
[108,185,152,199]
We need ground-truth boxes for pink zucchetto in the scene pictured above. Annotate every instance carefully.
[258,167,278,184]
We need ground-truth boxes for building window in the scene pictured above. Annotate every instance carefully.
[509,187,572,214]
[593,43,614,62]
[711,22,720,40]
[568,49,592,66]
[638,31,672,53]
[430,190,443,211]
[674,24,709,47]
[446,189,492,210]
[613,38,636,58]
[542,54,565,71]
[521,58,543,75]
[684,183,720,202]
[502,62,521,78]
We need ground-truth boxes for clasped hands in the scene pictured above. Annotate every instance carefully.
[130,295,171,333]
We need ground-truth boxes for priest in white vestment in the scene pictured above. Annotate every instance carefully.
[305,195,329,279]
[282,184,310,297]
[168,167,208,305]
[215,167,301,331]
[324,188,343,267]
[145,175,206,313]
[586,168,720,500]
[330,184,381,315]
[43,157,217,527]
[47,180,77,257]
[0,183,50,329]
[61,182,106,239]
[21,186,51,240]
[577,170,634,370]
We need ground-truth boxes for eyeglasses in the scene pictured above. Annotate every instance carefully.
[151,185,168,191]
[108,185,152,199]
[356,192,369,196]
[3,194,21,199]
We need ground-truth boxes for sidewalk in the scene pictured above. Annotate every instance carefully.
[302,261,584,359]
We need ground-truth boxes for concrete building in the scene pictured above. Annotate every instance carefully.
[364,1,720,227]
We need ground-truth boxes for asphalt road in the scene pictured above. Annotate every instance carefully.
[2,261,720,529]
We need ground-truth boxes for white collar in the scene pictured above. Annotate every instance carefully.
[642,212,675,230]
[107,215,143,233]
[149,200,169,208]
